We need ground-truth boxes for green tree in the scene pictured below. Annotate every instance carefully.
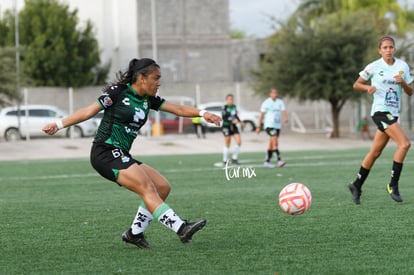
[0,47,21,106]
[0,0,108,87]
[252,0,414,137]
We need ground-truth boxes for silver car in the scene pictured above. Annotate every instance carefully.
[0,104,99,141]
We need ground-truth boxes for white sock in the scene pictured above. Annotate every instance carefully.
[153,203,184,233]
[131,205,153,235]
[223,146,230,162]
[232,145,240,160]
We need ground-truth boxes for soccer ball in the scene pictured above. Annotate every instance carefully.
[278,183,312,215]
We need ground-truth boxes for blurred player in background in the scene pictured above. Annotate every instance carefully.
[221,94,244,166]
[348,36,413,204]
[256,87,288,168]
[43,58,221,248]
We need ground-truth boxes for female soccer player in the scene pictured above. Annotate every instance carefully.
[42,58,221,248]
[348,36,413,204]
[221,94,243,166]
[256,87,288,168]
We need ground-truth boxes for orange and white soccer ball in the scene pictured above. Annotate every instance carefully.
[279,183,312,215]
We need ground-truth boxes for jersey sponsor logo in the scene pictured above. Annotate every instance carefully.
[385,88,398,109]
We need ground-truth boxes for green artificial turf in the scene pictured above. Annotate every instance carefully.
[1,148,413,274]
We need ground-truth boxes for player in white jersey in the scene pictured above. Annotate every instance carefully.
[256,87,288,168]
[348,36,413,204]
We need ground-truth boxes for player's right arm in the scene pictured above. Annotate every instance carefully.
[256,112,265,134]
[42,102,102,135]
[353,76,376,95]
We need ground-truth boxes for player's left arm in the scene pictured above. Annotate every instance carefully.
[160,101,221,126]
[394,64,413,96]
[396,76,413,96]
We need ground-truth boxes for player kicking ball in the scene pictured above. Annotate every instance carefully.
[43,58,221,248]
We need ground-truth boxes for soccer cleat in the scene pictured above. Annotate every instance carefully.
[278,160,286,167]
[177,219,207,243]
[387,184,403,202]
[231,159,240,166]
[122,229,151,248]
[348,183,361,205]
[263,161,275,168]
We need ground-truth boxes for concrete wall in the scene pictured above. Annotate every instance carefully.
[137,0,232,83]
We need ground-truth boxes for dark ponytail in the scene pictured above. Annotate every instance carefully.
[110,58,160,88]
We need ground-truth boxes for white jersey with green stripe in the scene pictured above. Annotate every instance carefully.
[94,83,165,151]
[359,57,413,117]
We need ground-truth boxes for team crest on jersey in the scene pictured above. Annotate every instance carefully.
[100,94,113,108]
[143,99,148,110]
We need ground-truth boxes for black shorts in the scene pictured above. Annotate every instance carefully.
[222,124,240,136]
[90,142,142,183]
[265,128,280,137]
[371,112,398,132]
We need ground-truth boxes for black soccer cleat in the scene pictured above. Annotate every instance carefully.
[387,184,403,203]
[177,219,207,243]
[348,183,362,205]
[122,228,151,248]
[231,159,240,166]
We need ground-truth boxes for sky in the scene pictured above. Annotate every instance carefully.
[229,0,300,38]
[229,0,414,38]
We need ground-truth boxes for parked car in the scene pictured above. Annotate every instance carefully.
[148,110,194,135]
[197,102,261,132]
[0,104,99,141]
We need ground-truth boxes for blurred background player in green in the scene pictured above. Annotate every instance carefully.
[221,94,244,166]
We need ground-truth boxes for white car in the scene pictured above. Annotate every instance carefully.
[0,104,99,141]
[197,102,261,132]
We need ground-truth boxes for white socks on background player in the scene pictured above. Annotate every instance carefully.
[232,145,240,160]
[223,145,240,162]
[131,203,184,235]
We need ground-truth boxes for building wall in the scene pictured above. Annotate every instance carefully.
[137,0,232,83]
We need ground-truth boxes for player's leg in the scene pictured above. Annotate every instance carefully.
[348,129,388,204]
[223,131,231,165]
[118,164,206,247]
[273,129,285,167]
[231,132,241,165]
[264,128,277,167]
[383,123,411,202]
[125,163,171,243]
